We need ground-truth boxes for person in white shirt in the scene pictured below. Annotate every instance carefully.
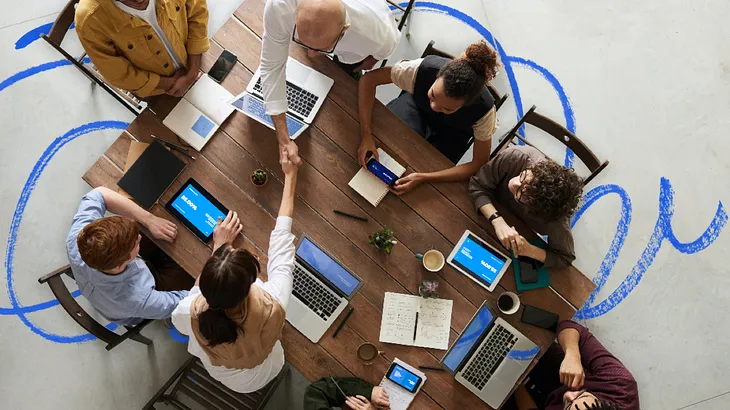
[172,156,299,393]
[260,0,399,166]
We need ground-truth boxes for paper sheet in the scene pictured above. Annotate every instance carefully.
[379,292,453,350]
[348,148,406,207]
[379,358,427,410]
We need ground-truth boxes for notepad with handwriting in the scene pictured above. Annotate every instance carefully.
[163,75,234,151]
[348,148,406,207]
[379,292,453,350]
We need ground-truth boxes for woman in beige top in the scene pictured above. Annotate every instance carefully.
[357,41,501,194]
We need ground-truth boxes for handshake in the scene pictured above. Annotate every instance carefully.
[280,140,302,176]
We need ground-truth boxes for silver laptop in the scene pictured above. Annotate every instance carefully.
[287,235,363,343]
[440,301,539,408]
[230,57,334,139]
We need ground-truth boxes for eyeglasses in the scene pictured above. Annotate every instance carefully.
[514,171,529,204]
[292,24,346,54]
[563,390,590,410]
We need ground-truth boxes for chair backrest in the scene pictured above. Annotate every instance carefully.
[491,105,609,185]
[386,0,416,31]
[420,40,509,110]
[47,0,80,45]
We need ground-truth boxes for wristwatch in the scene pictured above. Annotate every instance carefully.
[488,211,502,224]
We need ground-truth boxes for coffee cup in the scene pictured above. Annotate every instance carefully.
[497,291,520,315]
[357,342,384,365]
[416,249,445,272]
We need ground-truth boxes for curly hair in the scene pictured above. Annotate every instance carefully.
[521,160,584,222]
[573,398,623,410]
[438,41,500,103]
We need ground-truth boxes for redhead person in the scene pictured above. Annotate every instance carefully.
[172,156,299,392]
[357,41,501,194]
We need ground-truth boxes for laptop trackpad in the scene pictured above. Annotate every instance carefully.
[286,299,308,323]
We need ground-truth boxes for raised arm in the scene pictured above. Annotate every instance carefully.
[357,67,394,167]
[94,187,177,242]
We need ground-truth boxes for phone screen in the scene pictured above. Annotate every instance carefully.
[366,157,399,186]
[386,363,422,393]
[209,50,237,83]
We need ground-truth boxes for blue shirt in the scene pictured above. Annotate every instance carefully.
[66,190,188,325]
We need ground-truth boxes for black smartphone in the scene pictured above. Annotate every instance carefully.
[385,362,423,393]
[521,304,559,332]
[519,257,539,284]
[208,50,237,83]
[366,156,399,186]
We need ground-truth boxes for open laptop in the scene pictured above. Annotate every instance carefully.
[287,235,363,343]
[440,301,539,408]
[230,57,334,139]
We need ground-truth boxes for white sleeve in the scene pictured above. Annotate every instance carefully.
[260,217,295,309]
[260,0,292,116]
[171,287,202,336]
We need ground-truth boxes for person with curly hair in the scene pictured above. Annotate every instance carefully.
[468,146,584,268]
[357,41,501,194]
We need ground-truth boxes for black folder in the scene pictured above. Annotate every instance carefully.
[117,141,186,210]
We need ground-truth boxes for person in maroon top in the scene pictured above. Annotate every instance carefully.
[512,320,640,410]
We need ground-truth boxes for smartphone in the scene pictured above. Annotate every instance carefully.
[208,50,237,83]
[521,304,559,332]
[386,363,423,393]
[366,156,399,186]
[519,257,539,284]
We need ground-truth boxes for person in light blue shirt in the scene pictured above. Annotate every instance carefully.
[66,188,193,325]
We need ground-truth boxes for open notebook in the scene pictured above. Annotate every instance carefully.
[163,75,234,151]
[379,292,453,350]
[348,148,406,207]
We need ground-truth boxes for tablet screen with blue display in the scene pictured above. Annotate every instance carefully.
[448,232,509,291]
[165,179,229,242]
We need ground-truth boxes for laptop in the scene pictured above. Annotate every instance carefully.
[287,235,363,343]
[440,301,539,408]
[230,57,334,139]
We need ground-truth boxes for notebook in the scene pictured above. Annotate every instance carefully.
[117,141,186,210]
[162,75,234,151]
[119,140,150,200]
[379,292,453,350]
[348,148,406,207]
[378,358,427,410]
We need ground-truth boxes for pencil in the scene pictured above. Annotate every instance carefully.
[332,307,354,338]
[333,209,368,222]
[418,365,445,371]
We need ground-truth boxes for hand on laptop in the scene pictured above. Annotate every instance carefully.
[144,214,178,243]
[212,211,243,253]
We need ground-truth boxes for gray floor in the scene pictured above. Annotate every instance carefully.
[2,1,730,409]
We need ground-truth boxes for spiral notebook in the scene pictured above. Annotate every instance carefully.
[348,148,406,207]
[378,358,427,410]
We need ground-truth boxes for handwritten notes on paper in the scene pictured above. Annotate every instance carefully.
[379,292,453,350]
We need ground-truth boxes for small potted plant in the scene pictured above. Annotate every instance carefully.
[368,228,397,254]
[250,169,268,187]
[419,280,440,298]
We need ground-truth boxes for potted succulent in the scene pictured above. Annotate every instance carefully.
[419,280,440,298]
[368,228,397,254]
[250,169,268,187]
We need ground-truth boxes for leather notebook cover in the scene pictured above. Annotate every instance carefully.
[514,239,550,291]
[117,141,186,210]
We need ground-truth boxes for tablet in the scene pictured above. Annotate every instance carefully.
[447,230,511,292]
[165,178,229,243]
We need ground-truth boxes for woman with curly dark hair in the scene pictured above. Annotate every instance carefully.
[357,40,501,194]
[468,146,584,268]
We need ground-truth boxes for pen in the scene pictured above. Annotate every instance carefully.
[333,209,368,222]
[330,377,348,398]
[413,312,418,342]
[418,366,445,371]
[151,135,196,160]
[332,307,354,338]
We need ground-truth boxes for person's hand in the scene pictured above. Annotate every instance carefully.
[493,218,520,252]
[144,214,177,243]
[281,153,299,177]
[511,235,530,257]
[345,395,379,410]
[370,386,390,409]
[391,173,425,195]
[167,71,200,97]
[559,350,585,390]
[358,136,378,168]
[280,140,302,166]
[353,56,378,72]
[212,211,243,252]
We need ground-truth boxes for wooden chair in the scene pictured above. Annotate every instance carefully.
[491,105,609,185]
[41,0,145,115]
[38,265,153,351]
[142,357,289,410]
[421,40,509,111]
[386,0,416,32]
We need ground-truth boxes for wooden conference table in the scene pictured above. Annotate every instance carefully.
[83,2,596,408]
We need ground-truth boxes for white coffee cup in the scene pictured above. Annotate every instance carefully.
[497,291,520,315]
[417,249,445,272]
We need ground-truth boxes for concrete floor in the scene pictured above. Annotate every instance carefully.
[2,1,729,409]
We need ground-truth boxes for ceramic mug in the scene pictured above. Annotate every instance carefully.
[497,291,520,315]
[357,342,384,365]
[416,249,445,272]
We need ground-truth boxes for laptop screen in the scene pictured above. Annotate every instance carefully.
[451,234,508,287]
[442,305,494,373]
[296,237,360,297]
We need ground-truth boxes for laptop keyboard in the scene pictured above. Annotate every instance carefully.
[253,78,318,119]
[462,324,518,391]
[235,94,306,137]
[292,265,341,320]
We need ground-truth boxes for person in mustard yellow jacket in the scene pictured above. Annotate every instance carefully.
[75,0,210,98]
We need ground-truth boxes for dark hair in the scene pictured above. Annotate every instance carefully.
[77,216,139,271]
[198,245,260,347]
[521,160,583,222]
[574,398,622,410]
[437,41,500,103]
